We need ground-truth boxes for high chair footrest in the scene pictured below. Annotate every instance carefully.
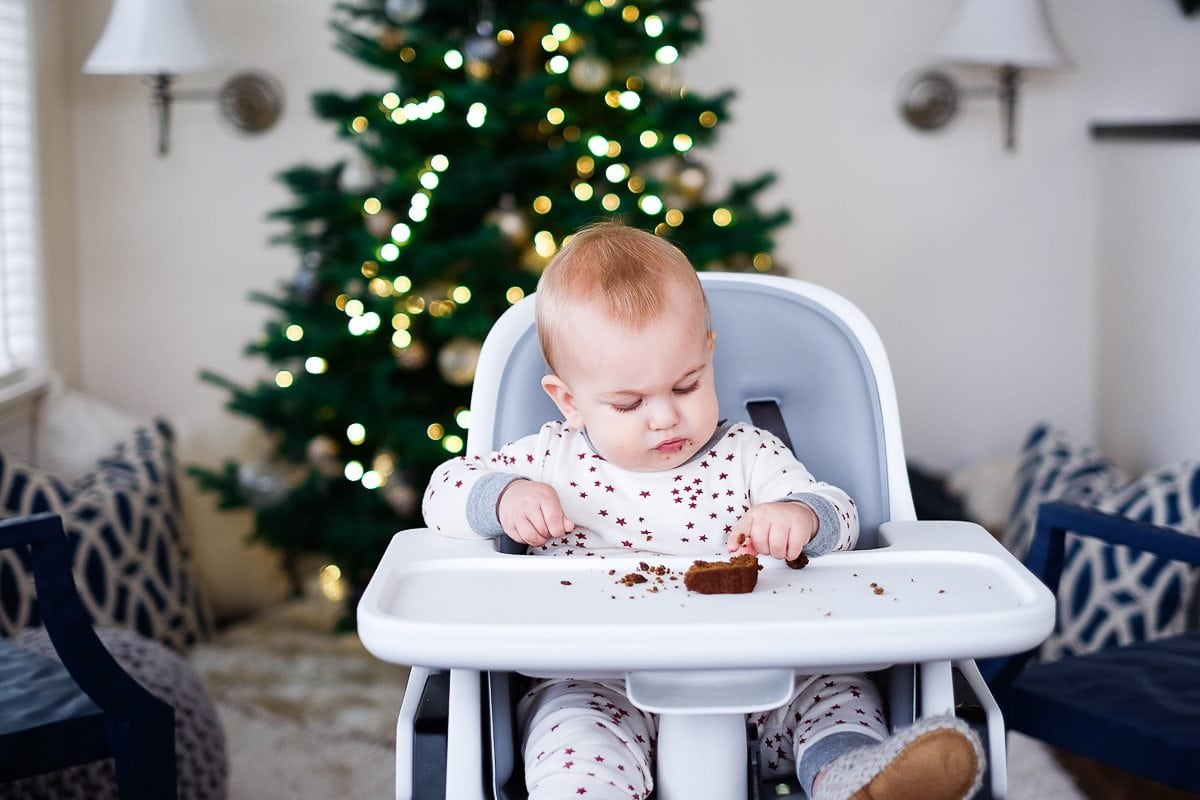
[626,668,794,714]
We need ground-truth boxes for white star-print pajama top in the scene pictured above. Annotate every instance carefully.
[423,420,888,799]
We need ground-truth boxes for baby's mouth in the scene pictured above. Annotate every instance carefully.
[655,438,687,453]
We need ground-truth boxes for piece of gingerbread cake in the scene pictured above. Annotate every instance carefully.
[683,553,761,594]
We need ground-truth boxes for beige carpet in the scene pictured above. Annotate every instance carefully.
[190,597,1082,800]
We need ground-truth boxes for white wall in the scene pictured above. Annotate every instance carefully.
[684,1,1098,471]
[34,1,1200,617]
[1094,143,1200,473]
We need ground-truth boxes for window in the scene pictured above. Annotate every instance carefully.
[0,0,41,397]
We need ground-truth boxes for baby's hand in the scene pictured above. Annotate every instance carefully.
[727,501,818,561]
[497,480,575,547]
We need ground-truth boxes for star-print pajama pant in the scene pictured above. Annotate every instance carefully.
[518,673,887,799]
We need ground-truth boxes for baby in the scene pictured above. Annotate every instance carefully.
[423,222,983,800]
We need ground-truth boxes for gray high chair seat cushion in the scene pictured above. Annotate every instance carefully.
[2,627,227,800]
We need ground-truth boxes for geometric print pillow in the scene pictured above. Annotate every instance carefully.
[0,419,212,652]
[1043,461,1200,661]
[1004,423,1127,562]
[1004,424,1200,661]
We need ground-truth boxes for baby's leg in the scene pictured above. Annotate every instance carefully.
[518,677,657,800]
[753,673,887,792]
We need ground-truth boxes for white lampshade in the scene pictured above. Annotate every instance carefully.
[934,0,1069,69]
[84,0,223,75]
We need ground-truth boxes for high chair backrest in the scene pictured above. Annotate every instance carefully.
[466,273,914,549]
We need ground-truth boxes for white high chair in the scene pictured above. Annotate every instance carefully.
[358,273,1055,800]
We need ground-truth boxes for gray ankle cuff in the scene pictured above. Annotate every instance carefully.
[796,731,878,796]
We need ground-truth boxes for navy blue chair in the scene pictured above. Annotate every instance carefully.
[985,501,1200,794]
[0,512,177,799]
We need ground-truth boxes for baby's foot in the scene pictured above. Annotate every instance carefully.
[811,714,983,800]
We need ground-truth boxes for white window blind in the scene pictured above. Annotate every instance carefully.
[0,0,40,392]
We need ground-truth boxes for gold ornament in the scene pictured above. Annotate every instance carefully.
[306,435,342,477]
[646,63,680,93]
[383,477,419,516]
[365,208,400,239]
[394,339,430,369]
[675,161,709,200]
[379,26,405,52]
[437,338,482,386]
[485,195,530,244]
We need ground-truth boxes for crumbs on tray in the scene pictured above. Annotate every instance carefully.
[615,562,679,594]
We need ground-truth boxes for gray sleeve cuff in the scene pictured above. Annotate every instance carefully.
[785,492,841,557]
[466,473,524,539]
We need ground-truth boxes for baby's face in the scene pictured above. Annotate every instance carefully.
[543,306,719,472]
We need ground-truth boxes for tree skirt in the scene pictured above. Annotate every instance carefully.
[189,598,1081,800]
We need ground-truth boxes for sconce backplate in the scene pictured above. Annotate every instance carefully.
[218,71,284,135]
[898,71,959,131]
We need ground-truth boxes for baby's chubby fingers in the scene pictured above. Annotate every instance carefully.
[509,517,549,547]
[726,527,757,555]
[498,479,573,546]
[732,502,816,562]
[537,502,575,541]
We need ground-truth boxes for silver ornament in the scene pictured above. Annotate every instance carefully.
[384,0,425,24]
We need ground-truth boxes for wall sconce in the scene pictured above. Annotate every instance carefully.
[84,0,284,157]
[898,0,1068,151]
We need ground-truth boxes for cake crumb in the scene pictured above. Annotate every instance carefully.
[560,580,572,586]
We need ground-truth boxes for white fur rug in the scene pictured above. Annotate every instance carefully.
[190,598,405,800]
[190,598,1081,800]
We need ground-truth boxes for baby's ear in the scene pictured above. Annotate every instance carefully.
[541,374,583,428]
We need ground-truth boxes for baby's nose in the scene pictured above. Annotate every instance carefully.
[648,398,680,429]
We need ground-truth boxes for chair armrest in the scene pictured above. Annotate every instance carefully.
[0,513,172,725]
[1025,501,1200,597]
[983,501,1200,694]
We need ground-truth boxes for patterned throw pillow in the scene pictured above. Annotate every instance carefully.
[0,420,212,651]
[1004,424,1127,561]
[1005,423,1200,660]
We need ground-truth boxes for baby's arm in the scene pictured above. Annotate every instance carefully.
[727,427,859,559]
[422,423,573,546]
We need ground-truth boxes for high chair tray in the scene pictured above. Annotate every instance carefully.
[358,520,1055,673]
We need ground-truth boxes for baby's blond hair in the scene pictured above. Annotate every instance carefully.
[535,221,708,375]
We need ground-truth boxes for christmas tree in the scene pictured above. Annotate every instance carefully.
[192,0,790,596]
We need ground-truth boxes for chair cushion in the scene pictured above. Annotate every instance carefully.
[0,638,99,733]
[1005,424,1200,660]
[0,639,110,780]
[0,421,212,651]
[3,627,227,799]
[1010,631,1200,792]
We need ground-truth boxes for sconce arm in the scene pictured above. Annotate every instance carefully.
[142,71,283,158]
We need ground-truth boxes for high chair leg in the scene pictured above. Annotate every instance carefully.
[446,669,486,800]
[953,660,1007,800]
[919,660,955,716]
